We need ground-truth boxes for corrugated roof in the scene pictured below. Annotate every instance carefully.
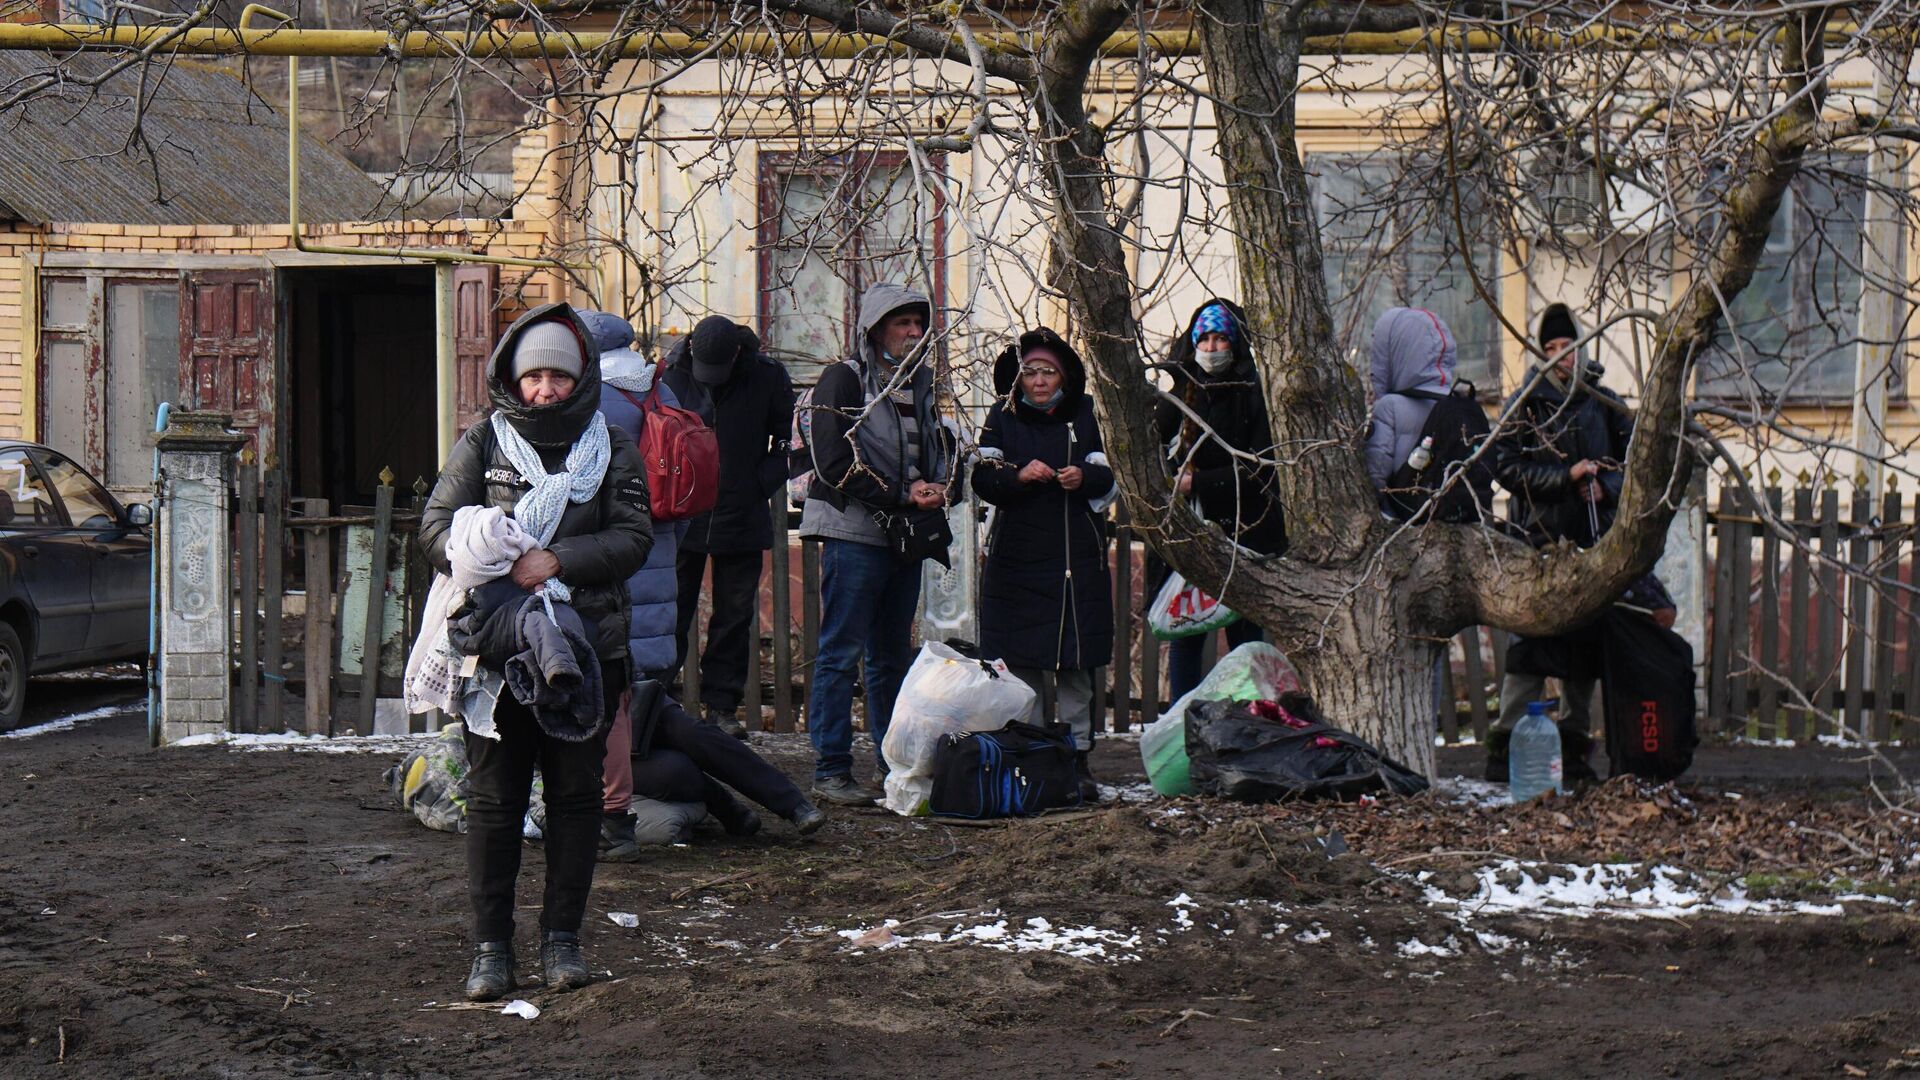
[0,53,387,226]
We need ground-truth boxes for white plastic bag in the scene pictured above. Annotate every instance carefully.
[1140,642,1303,795]
[882,642,1038,815]
[1148,572,1241,640]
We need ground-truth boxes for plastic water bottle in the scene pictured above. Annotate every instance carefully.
[1508,701,1564,802]
[1407,435,1435,472]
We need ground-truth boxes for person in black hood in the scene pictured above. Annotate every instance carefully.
[1486,302,1636,782]
[798,282,957,807]
[418,303,654,1003]
[661,315,797,739]
[1490,302,1633,549]
[973,328,1116,801]
[1152,298,1286,701]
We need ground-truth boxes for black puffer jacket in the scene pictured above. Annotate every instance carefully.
[1490,367,1634,548]
[1152,298,1287,556]
[419,303,655,665]
[659,325,796,554]
[972,329,1115,671]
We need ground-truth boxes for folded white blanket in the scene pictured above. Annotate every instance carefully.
[404,505,540,721]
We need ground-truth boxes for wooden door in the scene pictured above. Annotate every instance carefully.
[179,268,276,458]
[452,264,499,435]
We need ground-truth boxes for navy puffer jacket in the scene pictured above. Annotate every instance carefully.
[581,310,686,679]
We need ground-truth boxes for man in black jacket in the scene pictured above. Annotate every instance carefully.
[1486,302,1636,781]
[662,316,797,740]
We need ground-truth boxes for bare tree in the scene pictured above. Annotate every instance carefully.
[9,0,1919,784]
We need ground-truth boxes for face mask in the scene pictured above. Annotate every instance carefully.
[1196,347,1234,374]
[1021,387,1063,410]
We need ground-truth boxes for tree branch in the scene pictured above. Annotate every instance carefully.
[772,0,1036,85]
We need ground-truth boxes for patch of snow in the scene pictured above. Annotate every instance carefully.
[1419,860,1905,920]
[1473,930,1515,954]
[837,915,1142,962]
[1101,782,1160,804]
[1166,894,1197,931]
[1431,775,1509,809]
[171,730,440,753]
[1293,924,1330,945]
[1397,936,1461,958]
[1815,733,1903,748]
[0,702,141,740]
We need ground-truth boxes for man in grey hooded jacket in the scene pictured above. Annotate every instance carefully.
[798,282,955,805]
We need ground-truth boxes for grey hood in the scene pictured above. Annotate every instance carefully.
[600,348,657,395]
[1369,307,1455,397]
[854,282,933,374]
[1362,307,1459,491]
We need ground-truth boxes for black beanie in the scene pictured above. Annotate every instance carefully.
[688,315,742,385]
[1537,303,1578,347]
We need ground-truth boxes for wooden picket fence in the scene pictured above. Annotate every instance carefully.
[231,468,1918,750]
[225,475,1518,741]
[231,466,431,737]
[1706,471,1916,745]
[678,501,1510,741]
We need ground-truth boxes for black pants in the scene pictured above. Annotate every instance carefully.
[674,549,764,713]
[464,662,620,944]
[639,697,806,817]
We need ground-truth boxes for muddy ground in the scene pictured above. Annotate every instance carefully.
[3,679,1919,1079]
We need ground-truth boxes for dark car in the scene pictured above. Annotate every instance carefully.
[0,442,152,729]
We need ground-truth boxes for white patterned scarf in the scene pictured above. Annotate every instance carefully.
[488,410,611,605]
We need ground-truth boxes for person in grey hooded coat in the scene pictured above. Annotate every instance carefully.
[1364,306,1460,496]
[1364,307,1464,735]
[798,282,956,806]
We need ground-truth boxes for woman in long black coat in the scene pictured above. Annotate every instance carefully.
[972,328,1115,796]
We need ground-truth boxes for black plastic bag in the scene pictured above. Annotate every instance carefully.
[1184,693,1430,802]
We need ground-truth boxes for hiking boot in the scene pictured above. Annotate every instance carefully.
[704,705,750,741]
[539,930,590,992]
[810,775,879,807]
[787,798,827,836]
[598,812,644,863]
[464,941,515,1002]
[710,790,763,838]
[1074,750,1102,805]
[1483,728,1512,784]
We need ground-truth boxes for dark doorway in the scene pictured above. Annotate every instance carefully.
[284,266,438,507]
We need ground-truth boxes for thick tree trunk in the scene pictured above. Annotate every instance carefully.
[1277,590,1441,778]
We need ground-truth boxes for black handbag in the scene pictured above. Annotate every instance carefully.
[928,719,1084,819]
[870,506,954,567]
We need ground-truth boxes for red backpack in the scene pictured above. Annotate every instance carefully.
[619,361,719,521]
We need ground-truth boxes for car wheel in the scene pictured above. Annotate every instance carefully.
[0,622,25,731]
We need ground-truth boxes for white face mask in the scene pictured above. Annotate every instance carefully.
[1196,346,1235,374]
